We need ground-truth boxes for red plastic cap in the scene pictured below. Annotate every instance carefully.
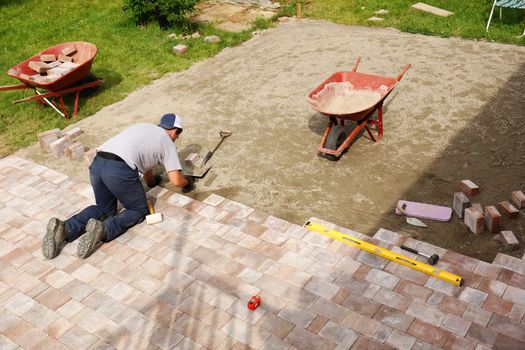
[247,295,261,310]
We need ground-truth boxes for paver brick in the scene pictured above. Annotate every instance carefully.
[498,200,519,218]
[511,190,525,209]
[484,206,502,233]
[453,192,470,218]
[441,313,471,336]
[394,279,433,302]
[407,319,451,347]
[438,295,468,316]
[221,317,271,348]
[444,333,477,350]
[351,315,381,337]
[277,303,316,328]
[373,304,415,332]
[256,312,295,339]
[465,323,498,347]
[508,303,525,321]
[502,285,525,305]
[483,294,513,316]
[459,180,480,196]
[458,286,488,306]
[373,288,411,312]
[385,328,416,349]
[488,312,525,342]
[365,268,400,290]
[308,298,348,323]
[58,325,98,349]
[406,299,445,326]
[351,335,394,349]
[462,303,493,327]
[500,230,519,251]
[319,320,359,347]
[5,320,47,349]
[285,326,336,350]
[307,315,328,334]
[464,207,484,234]
[304,277,339,300]
[342,293,381,318]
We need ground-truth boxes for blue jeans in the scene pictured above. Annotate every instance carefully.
[65,156,148,242]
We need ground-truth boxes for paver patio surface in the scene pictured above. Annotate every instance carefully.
[1,155,524,349]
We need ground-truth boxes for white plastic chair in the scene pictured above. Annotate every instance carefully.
[486,0,525,35]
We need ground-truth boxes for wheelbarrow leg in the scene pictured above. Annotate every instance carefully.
[365,102,383,142]
[319,117,336,150]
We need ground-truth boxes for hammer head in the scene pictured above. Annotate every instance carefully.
[146,213,163,225]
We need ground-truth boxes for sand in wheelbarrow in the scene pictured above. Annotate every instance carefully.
[310,82,387,115]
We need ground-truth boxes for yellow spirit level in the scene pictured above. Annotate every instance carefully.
[305,221,463,286]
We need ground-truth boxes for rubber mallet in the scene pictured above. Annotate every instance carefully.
[146,200,163,225]
[400,245,439,265]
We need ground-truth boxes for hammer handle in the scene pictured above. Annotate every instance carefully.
[147,200,155,215]
[400,245,418,255]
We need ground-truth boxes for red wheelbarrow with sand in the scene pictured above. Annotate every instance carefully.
[308,57,410,160]
[0,41,103,118]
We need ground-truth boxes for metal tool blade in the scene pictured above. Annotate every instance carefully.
[406,217,427,228]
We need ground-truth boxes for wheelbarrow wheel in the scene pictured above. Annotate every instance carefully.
[324,126,347,161]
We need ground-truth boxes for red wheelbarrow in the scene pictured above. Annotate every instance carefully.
[0,41,103,118]
[308,57,410,160]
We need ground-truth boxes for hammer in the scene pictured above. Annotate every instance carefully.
[146,200,163,225]
[400,245,439,265]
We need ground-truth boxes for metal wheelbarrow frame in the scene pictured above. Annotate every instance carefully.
[308,57,410,160]
[0,41,103,119]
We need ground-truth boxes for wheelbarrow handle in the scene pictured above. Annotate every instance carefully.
[396,64,411,82]
[0,83,31,92]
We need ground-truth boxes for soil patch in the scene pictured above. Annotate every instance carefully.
[16,20,525,262]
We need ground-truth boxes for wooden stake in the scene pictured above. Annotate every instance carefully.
[296,2,302,18]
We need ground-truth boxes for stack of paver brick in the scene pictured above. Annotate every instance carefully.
[454,180,522,250]
[21,45,79,84]
[0,155,524,349]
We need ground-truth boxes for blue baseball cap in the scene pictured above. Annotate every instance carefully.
[158,113,183,130]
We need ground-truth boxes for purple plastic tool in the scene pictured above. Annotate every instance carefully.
[395,200,452,222]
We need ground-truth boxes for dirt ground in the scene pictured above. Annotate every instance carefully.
[16,20,525,262]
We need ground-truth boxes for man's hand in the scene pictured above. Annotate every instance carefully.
[144,170,162,187]
[181,176,195,193]
[150,174,162,187]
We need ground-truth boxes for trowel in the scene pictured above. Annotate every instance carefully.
[183,130,232,178]
[397,203,427,228]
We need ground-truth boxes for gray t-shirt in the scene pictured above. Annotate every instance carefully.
[98,123,182,174]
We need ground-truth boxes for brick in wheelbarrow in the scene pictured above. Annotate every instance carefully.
[61,45,77,56]
[39,54,56,62]
[28,60,51,74]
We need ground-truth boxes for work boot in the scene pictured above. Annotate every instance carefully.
[77,218,105,259]
[42,217,67,259]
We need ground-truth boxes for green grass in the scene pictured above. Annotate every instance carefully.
[1,1,523,156]
[281,0,525,44]
[0,0,270,156]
